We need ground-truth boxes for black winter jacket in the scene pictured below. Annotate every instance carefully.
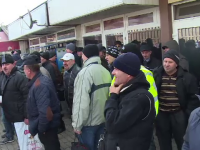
[143,57,162,72]
[42,61,56,86]
[27,72,60,136]
[104,72,156,150]
[63,64,81,113]
[153,66,200,118]
[1,67,28,122]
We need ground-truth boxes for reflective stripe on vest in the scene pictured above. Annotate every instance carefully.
[111,66,159,115]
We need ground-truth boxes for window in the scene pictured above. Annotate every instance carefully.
[47,34,56,42]
[175,2,200,20]
[128,13,153,26]
[104,17,124,30]
[106,34,123,47]
[30,38,39,46]
[84,35,102,46]
[85,24,100,33]
[57,29,75,40]
[40,36,47,43]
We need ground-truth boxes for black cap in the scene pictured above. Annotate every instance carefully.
[40,52,49,60]
[83,44,99,58]
[106,46,120,58]
[2,54,14,64]
[163,50,180,65]
[77,47,83,52]
[140,44,151,52]
[97,44,106,52]
[12,54,21,61]
[23,55,39,65]
[49,51,56,58]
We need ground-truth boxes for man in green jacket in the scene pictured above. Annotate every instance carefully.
[72,44,111,150]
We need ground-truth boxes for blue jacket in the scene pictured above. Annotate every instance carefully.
[27,72,60,136]
[182,107,200,150]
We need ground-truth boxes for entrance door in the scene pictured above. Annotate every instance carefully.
[83,35,102,46]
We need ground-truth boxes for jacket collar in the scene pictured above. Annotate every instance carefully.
[83,56,101,68]
[27,72,42,89]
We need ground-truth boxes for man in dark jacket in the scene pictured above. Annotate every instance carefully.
[0,54,28,144]
[61,53,81,115]
[40,52,56,85]
[105,53,155,150]
[66,43,82,67]
[105,46,120,77]
[153,50,200,150]
[97,43,110,71]
[23,55,61,150]
[140,44,161,71]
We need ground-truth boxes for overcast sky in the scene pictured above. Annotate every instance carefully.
[0,0,46,25]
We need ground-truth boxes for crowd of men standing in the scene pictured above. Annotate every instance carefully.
[0,38,199,150]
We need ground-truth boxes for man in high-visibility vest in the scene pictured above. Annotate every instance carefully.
[111,43,159,150]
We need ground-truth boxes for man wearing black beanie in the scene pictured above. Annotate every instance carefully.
[153,50,200,150]
[72,44,111,150]
[105,53,155,150]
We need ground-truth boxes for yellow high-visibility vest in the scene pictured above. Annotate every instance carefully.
[111,65,159,115]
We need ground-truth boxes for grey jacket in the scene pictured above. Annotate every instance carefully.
[164,40,189,71]
[72,57,111,131]
[182,106,200,150]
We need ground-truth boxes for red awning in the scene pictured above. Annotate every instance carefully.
[0,41,19,52]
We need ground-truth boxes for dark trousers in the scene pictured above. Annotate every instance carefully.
[38,128,61,150]
[77,123,105,150]
[155,110,187,150]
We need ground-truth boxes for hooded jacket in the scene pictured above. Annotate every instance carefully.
[164,40,189,71]
[182,107,200,150]
[105,72,155,150]
[72,56,111,131]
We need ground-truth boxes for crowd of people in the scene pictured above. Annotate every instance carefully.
[0,38,199,150]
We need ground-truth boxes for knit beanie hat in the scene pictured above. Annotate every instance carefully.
[113,52,141,76]
[163,50,180,65]
[66,43,75,52]
[40,52,49,60]
[121,43,143,64]
[2,54,14,64]
[83,44,99,58]
[106,46,120,58]
[49,51,56,58]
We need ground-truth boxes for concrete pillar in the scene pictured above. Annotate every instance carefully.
[75,25,84,47]
[159,0,173,45]
[19,40,29,53]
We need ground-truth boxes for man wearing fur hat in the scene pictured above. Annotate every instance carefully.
[153,50,200,150]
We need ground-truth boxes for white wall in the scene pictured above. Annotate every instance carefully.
[48,0,158,25]
[8,3,48,40]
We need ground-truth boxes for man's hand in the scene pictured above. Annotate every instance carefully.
[24,119,29,125]
[74,130,82,135]
[110,84,124,94]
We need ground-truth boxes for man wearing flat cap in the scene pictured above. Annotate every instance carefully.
[0,54,28,144]
[104,52,155,150]
[24,55,61,150]
[153,50,200,150]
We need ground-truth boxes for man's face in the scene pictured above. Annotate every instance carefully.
[40,57,46,64]
[24,65,31,79]
[105,54,115,65]
[50,56,57,62]
[63,59,75,70]
[2,63,15,76]
[99,51,105,59]
[82,54,88,62]
[77,51,82,57]
[66,49,73,53]
[141,50,152,60]
[112,68,130,86]
[163,58,177,74]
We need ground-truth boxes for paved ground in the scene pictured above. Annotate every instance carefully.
[0,111,178,150]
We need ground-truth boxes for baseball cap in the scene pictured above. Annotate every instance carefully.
[60,53,75,61]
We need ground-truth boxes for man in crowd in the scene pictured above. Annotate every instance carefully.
[153,50,200,150]
[61,53,81,115]
[24,55,61,150]
[72,44,111,150]
[97,44,109,71]
[77,47,83,67]
[105,53,155,150]
[0,54,28,144]
[115,41,123,49]
[40,52,56,85]
[140,44,161,71]
[105,46,120,77]
[162,40,189,71]
[66,43,82,67]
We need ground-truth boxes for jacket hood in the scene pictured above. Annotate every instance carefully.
[83,56,101,67]
[121,71,150,94]
[164,40,179,51]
